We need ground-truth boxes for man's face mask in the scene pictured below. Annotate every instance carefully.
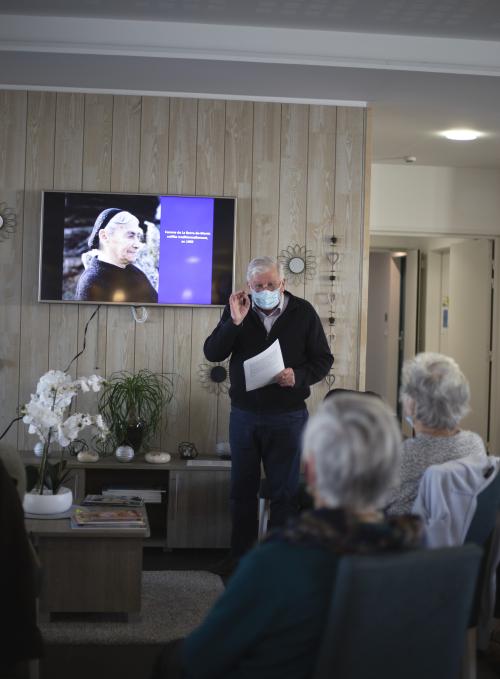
[252,288,281,310]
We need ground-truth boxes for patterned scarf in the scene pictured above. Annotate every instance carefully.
[266,507,423,555]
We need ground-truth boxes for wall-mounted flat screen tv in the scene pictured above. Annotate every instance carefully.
[39,191,236,306]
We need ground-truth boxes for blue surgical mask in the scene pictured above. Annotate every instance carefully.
[405,415,414,428]
[252,288,281,310]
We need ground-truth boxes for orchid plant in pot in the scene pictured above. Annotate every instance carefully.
[22,369,109,514]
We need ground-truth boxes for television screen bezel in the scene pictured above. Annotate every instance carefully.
[38,189,237,308]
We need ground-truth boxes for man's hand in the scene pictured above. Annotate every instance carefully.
[275,368,295,388]
[229,290,250,325]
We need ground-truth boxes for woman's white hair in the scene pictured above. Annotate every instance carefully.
[246,256,284,282]
[400,352,470,430]
[302,393,401,510]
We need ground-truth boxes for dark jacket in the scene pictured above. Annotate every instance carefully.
[0,460,43,673]
[182,509,422,679]
[75,257,158,303]
[203,292,333,412]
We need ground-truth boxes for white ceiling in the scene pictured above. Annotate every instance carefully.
[1,0,500,168]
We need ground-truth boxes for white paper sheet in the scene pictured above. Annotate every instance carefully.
[243,339,285,392]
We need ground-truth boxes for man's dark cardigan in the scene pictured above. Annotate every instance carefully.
[204,291,333,413]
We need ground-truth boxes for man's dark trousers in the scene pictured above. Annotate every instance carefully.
[229,406,308,558]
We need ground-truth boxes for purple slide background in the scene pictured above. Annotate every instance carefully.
[158,196,214,304]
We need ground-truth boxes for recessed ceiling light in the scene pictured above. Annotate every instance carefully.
[441,129,481,141]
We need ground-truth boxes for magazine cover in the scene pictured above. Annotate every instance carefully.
[73,507,145,526]
[82,494,144,507]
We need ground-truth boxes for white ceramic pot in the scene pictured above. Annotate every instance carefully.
[23,486,73,515]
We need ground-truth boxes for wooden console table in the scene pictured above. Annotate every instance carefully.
[26,508,149,621]
[22,453,232,549]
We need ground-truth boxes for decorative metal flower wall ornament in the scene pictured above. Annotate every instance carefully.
[278,244,316,284]
[0,202,17,242]
[198,360,230,395]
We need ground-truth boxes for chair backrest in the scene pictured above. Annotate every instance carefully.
[313,544,482,679]
[464,466,500,631]
[465,465,500,545]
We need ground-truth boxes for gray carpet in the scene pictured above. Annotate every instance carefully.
[40,570,224,645]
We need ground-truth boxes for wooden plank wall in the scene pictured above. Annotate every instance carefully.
[0,90,370,455]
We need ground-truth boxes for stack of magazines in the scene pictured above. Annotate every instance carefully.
[72,506,146,529]
[82,494,144,507]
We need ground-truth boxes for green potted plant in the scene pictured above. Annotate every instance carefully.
[97,369,174,455]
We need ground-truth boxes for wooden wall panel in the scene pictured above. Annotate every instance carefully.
[358,108,372,391]
[139,96,169,194]
[333,107,366,389]
[251,103,281,258]
[189,308,220,453]
[0,91,26,446]
[18,92,56,450]
[0,89,370,457]
[168,98,197,195]
[278,104,309,299]
[196,99,225,196]
[220,101,254,443]
[49,93,84,377]
[305,105,336,409]
[225,101,253,289]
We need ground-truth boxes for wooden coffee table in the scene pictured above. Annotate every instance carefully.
[26,507,149,621]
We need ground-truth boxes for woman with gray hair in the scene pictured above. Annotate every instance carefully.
[152,392,422,679]
[386,352,487,515]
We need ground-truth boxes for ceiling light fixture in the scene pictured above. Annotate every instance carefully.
[441,129,481,141]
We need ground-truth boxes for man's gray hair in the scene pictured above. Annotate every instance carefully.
[246,256,284,282]
[302,393,401,510]
[400,352,470,430]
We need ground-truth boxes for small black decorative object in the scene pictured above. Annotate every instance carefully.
[125,418,146,451]
[178,441,199,460]
[210,365,227,383]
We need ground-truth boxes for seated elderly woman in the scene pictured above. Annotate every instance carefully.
[386,352,487,516]
[153,393,422,679]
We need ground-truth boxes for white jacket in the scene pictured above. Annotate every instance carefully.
[412,453,500,548]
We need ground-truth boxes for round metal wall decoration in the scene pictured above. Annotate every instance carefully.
[198,360,229,395]
[0,202,17,242]
[278,244,316,284]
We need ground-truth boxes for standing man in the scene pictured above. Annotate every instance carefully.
[204,256,333,568]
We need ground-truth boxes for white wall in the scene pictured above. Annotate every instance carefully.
[370,164,500,236]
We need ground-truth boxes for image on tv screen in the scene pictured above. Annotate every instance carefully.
[39,191,236,307]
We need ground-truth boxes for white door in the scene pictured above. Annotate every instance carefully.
[401,250,419,437]
[447,240,493,441]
